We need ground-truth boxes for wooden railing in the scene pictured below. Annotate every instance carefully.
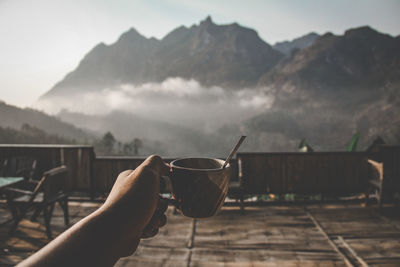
[237,152,370,194]
[0,145,94,193]
[0,144,398,201]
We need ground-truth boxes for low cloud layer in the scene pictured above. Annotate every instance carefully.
[35,77,274,131]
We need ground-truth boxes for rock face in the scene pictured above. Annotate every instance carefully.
[273,32,320,56]
[259,26,400,92]
[154,16,283,88]
[42,16,283,99]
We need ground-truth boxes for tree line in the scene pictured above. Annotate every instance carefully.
[0,124,143,156]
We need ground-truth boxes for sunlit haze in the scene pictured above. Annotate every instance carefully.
[0,0,399,107]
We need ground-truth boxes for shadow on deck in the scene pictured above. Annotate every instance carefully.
[0,202,399,266]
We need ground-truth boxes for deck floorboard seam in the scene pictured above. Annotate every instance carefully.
[338,236,369,267]
[305,208,355,267]
[186,219,196,267]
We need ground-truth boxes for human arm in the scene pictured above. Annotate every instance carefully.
[17,155,170,267]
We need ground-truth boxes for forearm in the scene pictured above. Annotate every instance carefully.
[17,155,167,267]
[17,207,139,267]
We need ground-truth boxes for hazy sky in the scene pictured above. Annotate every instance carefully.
[0,0,399,108]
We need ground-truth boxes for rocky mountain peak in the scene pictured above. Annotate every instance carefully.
[117,27,149,44]
[273,32,320,56]
[89,42,108,56]
[344,26,379,38]
[200,15,214,26]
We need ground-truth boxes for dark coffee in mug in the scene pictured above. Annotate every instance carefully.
[169,158,230,218]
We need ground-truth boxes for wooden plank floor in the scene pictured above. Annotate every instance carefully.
[0,202,399,266]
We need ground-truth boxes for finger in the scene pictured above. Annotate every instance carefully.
[151,227,159,236]
[159,214,167,227]
[141,216,161,238]
[160,163,170,176]
[141,227,159,238]
[143,214,161,232]
[141,155,170,177]
[118,169,134,178]
[157,197,169,214]
[145,228,159,238]
[141,225,155,238]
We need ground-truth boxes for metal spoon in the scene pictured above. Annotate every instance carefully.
[222,136,246,168]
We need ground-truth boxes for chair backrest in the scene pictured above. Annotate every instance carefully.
[2,157,37,180]
[368,159,383,183]
[227,158,239,183]
[376,145,400,196]
[0,159,6,176]
[42,166,68,202]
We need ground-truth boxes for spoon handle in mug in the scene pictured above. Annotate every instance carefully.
[223,135,246,168]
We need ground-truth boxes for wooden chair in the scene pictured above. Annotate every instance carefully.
[5,166,69,239]
[227,158,244,212]
[228,181,244,212]
[366,146,400,213]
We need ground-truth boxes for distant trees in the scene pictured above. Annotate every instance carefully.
[94,132,116,155]
[123,138,143,156]
[0,126,145,156]
[102,132,116,154]
[297,132,362,152]
[94,131,143,156]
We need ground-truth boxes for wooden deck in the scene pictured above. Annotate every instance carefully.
[0,202,399,266]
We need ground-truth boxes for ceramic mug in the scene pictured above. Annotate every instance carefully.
[164,158,231,218]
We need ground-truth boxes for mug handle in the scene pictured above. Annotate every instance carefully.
[159,175,179,207]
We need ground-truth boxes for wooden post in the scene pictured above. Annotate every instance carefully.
[89,148,95,200]
[60,148,65,165]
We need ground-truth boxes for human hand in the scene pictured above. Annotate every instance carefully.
[140,196,168,238]
[16,155,171,267]
[101,155,170,256]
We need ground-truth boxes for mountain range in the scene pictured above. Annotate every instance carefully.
[26,17,400,154]
[260,27,400,91]
[42,16,283,99]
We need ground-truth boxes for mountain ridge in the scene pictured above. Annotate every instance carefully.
[42,16,283,100]
[0,100,91,141]
[273,32,320,56]
[258,25,400,93]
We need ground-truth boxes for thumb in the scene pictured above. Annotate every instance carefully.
[142,155,170,176]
